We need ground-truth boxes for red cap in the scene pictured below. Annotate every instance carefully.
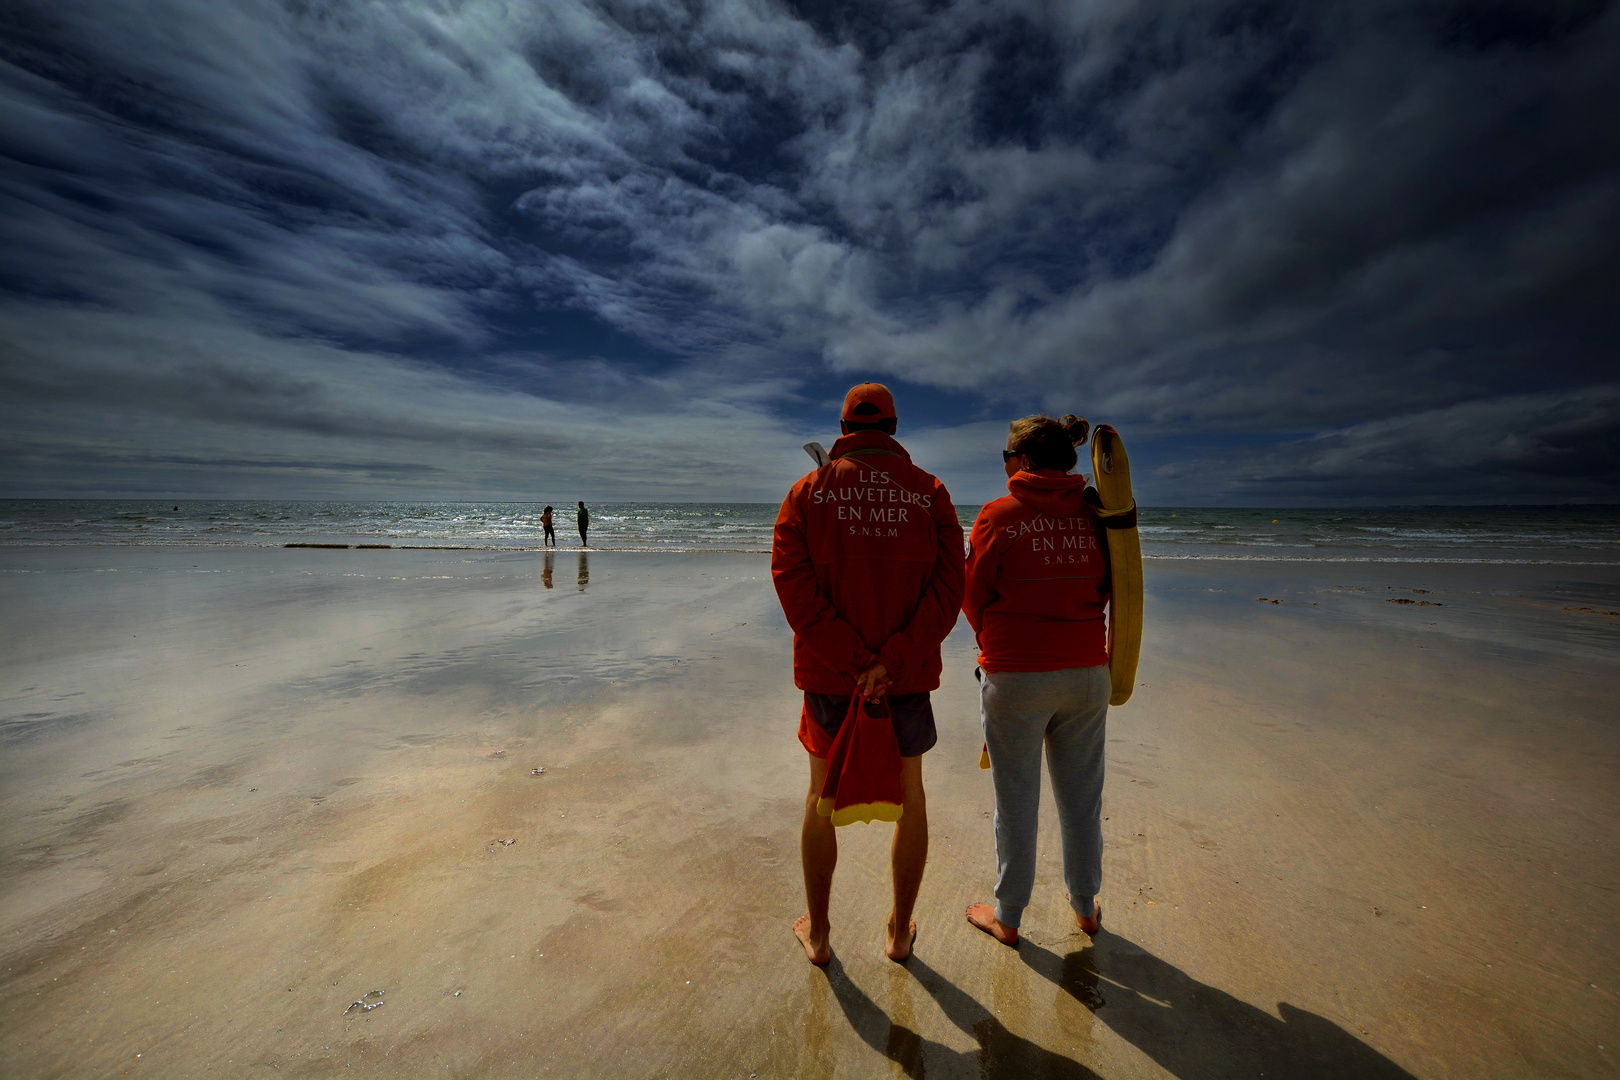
[841,382,896,422]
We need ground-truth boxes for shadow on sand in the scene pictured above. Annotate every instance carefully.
[821,953,1098,1079]
[820,930,1416,1079]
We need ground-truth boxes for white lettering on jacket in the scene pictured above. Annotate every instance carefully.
[837,505,910,522]
[1003,515,1092,541]
[809,467,933,508]
[1029,534,1098,552]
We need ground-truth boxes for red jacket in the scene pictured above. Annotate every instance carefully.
[773,431,965,695]
[963,471,1109,672]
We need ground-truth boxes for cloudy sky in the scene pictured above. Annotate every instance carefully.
[2,0,1616,505]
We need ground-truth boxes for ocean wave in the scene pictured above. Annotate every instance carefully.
[3,500,1616,560]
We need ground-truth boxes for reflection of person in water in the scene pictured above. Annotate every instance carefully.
[541,551,553,589]
[541,505,555,547]
[577,501,589,547]
[576,551,588,591]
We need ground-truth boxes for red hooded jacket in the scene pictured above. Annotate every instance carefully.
[963,471,1109,672]
[773,431,965,695]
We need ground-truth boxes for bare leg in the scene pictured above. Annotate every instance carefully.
[886,755,927,962]
[796,752,835,965]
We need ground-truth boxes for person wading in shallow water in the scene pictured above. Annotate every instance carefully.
[963,414,1112,946]
[541,505,555,547]
[772,382,965,965]
[576,501,589,547]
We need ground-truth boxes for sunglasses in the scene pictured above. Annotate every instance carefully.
[1002,450,1023,462]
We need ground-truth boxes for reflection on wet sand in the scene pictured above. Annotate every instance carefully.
[577,551,589,591]
[802,968,837,1077]
[541,551,553,589]
[885,965,924,1076]
[4,548,1614,1077]
[824,954,1096,1078]
[819,937,1416,1080]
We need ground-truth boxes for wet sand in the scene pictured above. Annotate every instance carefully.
[2,547,1617,1078]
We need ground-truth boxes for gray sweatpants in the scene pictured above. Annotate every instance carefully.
[980,665,1110,928]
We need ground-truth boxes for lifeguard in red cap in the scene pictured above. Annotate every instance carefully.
[772,382,965,964]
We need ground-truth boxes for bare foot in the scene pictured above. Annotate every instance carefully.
[965,902,1018,946]
[793,914,831,966]
[885,912,918,962]
[1075,899,1102,935]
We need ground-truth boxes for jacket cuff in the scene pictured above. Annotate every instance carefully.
[876,642,905,685]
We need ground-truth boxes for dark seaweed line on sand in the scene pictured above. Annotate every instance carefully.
[280,543,770,552]
[286,543,481,550]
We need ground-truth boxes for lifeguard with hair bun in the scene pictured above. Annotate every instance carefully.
[961,411,1142,949]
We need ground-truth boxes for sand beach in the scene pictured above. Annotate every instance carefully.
[2,544,1617,1078]
[7,0,1617,1072]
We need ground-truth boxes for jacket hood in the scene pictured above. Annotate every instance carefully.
[830,429,912,464]
[1007,471,1089,519]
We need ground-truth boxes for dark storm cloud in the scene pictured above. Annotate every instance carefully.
[1156,384,1620,503]
[0,0,1615,501]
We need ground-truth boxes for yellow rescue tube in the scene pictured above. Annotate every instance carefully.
[1090,425,1143,705]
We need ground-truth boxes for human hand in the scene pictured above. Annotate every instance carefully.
[854,663,890,701]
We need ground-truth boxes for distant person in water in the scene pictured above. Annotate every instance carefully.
[541,505,556,547]
[577,501,589,547]
[772,382,964,965]
[963,414,1112,946]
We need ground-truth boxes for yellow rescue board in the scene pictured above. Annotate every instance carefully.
[1090,425,1142,706]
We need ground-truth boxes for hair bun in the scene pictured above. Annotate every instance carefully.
[1060,414,1090,445]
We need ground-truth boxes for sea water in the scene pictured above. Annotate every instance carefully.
[2,501,1616,564]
